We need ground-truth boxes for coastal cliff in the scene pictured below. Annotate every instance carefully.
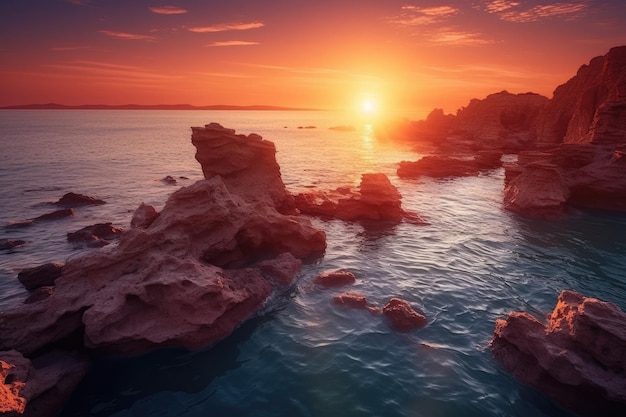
[504,46,626,217]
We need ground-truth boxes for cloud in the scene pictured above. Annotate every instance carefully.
[99,30,156,40]
[51,46,90,52]
[430,29,495,46]
[484,1,589,22]
[187,22,264,33]
[45,60,180,83]
[65,0,91,4]
[388,5,459,26]
[206,41,260,47]
[149,6,187,15]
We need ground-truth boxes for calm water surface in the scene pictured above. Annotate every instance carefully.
[1,110,625,417]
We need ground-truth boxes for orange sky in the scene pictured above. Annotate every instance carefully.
[1,0,626,118]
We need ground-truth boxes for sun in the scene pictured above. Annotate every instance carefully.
[361,98,377,115]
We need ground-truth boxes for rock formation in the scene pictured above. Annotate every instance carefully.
[0,123,327,415]
[294,173,428,225]
[379,92,547,152]
[66,222,124,247]
[192,122,296,214]
[397,150,503,178]
[53,192,106,207]
[504,46,626,217]
[490,290,626,417]
[382,298,427,331]
[130,203,159,228]
[0,239,26,251]
[0,350,89,417]
[314,270,356,287]
[17,262,64,291]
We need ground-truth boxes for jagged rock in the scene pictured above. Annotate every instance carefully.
[295,173,428,224]
[382,298,427,331]
[66,223,123,247]
[53,192,106,207]
[314,270,356,287]
[0,176,326,356]
[504,46,626,217]
[161,175,177,185]
[130,203,159,228]
[0,350,90,417]
[33,208,74,222]
[191,122,296,214]
[17,262,64,291]
[490,290,626,417]
[0,239,26,250]
[398,151,503,178]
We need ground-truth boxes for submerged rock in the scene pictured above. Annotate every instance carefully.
[0,239,26,250]
[314,270,356,287]
[490,290,626,417]
[382,298,427,331]
[161,175,177,185]
[53,192,106,207]
[397,151,503,178]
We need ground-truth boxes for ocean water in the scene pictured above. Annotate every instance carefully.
[1,110,625,417]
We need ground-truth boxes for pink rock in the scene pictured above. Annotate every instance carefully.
[295,173,427,224]
[490,290,626,416]
[0,350,89,417]
[130,203,159,228]
[333,292,368,309]
[67,222,123,247]
[53,192,106,207]
[382,298,427,331]
[191,122,296,214]
[314,270,356,287]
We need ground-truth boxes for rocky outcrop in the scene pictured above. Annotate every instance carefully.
[67,222,124,247]
[0,122,326,357]
[130,203,159,228]
[398,150,502,178]
[504,46,626,217]
[0,349,90,417]
[191,122,296,214]
[53,192,106,207]
[314,270,356,287]
[379,92,547,152]
[382,298,427,331]
[490,290,626,417]
[17,262,64,291]
[295,173,428,225]
[5,208,74,229]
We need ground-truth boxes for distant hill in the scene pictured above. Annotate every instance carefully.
[0,103,319,111]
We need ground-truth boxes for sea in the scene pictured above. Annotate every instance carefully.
[1,110,625,417]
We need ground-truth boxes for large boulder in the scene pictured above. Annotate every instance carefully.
[191,122,296,214]
[295,173,428,224]
[398,151,502,178]
[504,46,626,217]
[17,262,64,291]
[490,290,626,417]
[0,177,325,356]
[53,192,106,207]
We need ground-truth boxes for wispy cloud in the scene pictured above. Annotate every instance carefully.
[207,41,259,47]
[65,0,91,5]
[388,5,459,26]
[485,1,589,22]
[149,6,187,15]
[51,46,90,52]
[100,30,156,40]
[45,60,180,84]
[187,22,264,33]
[430,29,495,46]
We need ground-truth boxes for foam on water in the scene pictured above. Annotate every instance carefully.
[1,110,625,417]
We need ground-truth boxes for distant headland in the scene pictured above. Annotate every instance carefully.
[0,103,320,111]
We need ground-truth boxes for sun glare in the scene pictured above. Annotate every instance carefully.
[361,99,377,115]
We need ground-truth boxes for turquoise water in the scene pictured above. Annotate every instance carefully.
[1,110,625,417]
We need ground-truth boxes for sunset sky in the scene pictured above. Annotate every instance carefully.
[1,0,625,117]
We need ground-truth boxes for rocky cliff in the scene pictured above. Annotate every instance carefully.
[504,46,626,217]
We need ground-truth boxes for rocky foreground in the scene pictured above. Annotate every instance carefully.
[0,123,327,415]
[490,291,626,417]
